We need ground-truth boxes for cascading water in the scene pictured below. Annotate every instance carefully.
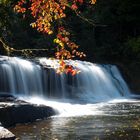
[0,56,131,116]
[0,56,43,96]
[0,56,130,100]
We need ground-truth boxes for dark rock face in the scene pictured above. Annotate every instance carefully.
[0,94,17,102]
[0,127,16,140]
[0,95,56,127]
[116,63,140,94]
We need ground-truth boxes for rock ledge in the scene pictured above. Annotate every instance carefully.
[0,95,56,127]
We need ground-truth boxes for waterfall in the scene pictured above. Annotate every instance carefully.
[0,56,43,96]
[0,56,131,103]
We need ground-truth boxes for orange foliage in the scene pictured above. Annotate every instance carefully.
[14,0,96,75]
[91,0,96,4]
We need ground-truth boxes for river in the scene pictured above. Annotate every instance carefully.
[10,98,140,140]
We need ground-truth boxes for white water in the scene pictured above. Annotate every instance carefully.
[0,56,132,117]
[39,58,131,101]
[25,97,140,117]
[0,57,43,95]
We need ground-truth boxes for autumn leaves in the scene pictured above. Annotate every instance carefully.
[14,0,96,75]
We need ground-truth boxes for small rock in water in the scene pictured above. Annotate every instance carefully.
[0,126,16,140]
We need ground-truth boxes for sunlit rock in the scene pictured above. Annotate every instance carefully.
[0,127,16,140]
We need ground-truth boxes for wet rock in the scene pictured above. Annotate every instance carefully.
[0,127,16,140]
[0,94,17,102]
[0,96,56,127]
[117,63,140,94]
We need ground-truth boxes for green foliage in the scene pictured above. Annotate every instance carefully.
[125,37,140,53]
[85,0,140,62]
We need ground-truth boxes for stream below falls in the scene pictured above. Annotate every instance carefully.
[10,98,140,140]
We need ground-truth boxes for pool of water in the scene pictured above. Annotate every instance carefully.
[10,99,140,140]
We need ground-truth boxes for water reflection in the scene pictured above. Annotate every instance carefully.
[10,99,140,140]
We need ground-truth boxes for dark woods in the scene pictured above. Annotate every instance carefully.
[0,0,140,62]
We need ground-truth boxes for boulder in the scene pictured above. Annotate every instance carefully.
[0,95,56,127]
[0,127,16,140]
